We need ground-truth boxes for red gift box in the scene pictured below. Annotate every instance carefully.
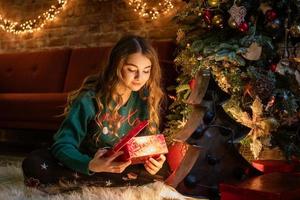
[104,120,168,164]
[120,134,168,164]
[165,140,201,187]
[252,160,295,174]
[166,140,189,172]
[220,172,300,200]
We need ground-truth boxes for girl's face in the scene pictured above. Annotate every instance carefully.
[120,53,152,92]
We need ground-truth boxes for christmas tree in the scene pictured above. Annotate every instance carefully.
[165,0,300,160]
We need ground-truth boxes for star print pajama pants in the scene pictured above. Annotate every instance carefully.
[22,148,170,194]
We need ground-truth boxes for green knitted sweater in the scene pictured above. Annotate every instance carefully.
[51,90,149,175]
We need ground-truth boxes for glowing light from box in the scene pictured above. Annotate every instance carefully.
[144,147,156,154]
[0,0,68,35]
[129,135,168,157]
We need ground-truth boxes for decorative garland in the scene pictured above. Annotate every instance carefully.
[127,0,174,20]
[0,0,68,34]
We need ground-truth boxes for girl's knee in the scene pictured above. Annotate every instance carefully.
[22,155,40,177]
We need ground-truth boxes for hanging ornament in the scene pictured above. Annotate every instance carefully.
[203,9,213,24]
[239,21,249,32]
[228,4,247,26]
[265,9,278,22]
[259,2,272,14]
[212,14,224,28]
[265,18,284,40]
[290,24,300,38]
[207,0,220,8]
[242,42,262,60]
[228,17,238,28]
[269,63,277,72]
[176,28,185,43]
[265,96,275,111]
[265,18,282,31]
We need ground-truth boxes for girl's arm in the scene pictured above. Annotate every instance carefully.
[51,92,96,175]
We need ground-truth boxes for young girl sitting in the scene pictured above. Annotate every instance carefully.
[22,35,170,192]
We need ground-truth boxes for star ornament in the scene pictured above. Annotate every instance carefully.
[105,180,112,186]
[73,172,80,179]
[41,162,48,170]
[223,96,279,158]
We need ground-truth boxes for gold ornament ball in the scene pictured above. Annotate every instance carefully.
[207,0,220,7]
[290,25,300,38]
[228,17,238,28]
[212,14,223,27]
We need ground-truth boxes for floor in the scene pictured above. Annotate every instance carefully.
[0,128,54,160]
[0,142,32,167]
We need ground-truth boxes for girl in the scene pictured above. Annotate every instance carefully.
[22,35,169,193]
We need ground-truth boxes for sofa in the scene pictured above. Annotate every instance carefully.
[0,41,176,134]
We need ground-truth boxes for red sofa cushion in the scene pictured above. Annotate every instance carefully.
[0,93,67,130]
[0,49,71,93]
[63,47,111,92]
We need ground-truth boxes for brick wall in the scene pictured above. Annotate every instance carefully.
[0,0,184,53]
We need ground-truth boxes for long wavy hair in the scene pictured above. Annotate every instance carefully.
[64,35,164,135]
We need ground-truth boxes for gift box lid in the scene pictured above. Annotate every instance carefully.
[104,120,149,157]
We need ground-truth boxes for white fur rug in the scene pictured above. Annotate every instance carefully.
[0,163,207,200]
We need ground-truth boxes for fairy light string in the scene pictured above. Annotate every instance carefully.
[0,0,68,35]
[127,0,175,20]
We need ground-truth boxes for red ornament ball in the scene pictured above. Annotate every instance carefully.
[239,21,249,32]
[270,63,277,72]
[265,9,278,22]
[203,9,213,24]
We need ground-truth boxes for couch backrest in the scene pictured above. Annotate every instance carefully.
[0,41,177,94]
[63,46,112,92]
[0,49,71,93]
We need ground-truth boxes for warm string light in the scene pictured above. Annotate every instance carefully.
[127,0,174,20]
[0,0,68,35]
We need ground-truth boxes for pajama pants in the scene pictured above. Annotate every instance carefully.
[22,148,170,194]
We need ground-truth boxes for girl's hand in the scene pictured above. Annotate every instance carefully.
[88,148,131,173]
[144,154,166,175]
